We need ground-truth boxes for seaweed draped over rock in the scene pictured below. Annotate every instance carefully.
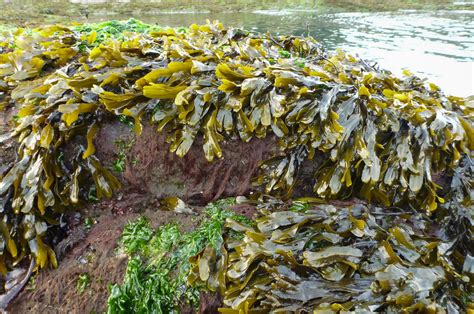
[0,20,472,271]
[189,197,473,312]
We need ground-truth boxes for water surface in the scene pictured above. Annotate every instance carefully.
[133,10,474,97]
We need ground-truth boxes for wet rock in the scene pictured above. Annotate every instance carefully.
[199,291,223,314]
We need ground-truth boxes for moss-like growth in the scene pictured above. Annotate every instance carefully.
[107,198,252,313]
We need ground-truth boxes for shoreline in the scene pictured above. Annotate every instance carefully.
[1,1,473,27]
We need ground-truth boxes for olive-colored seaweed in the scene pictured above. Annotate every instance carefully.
[0,19,472,274]
[189,195,473,312]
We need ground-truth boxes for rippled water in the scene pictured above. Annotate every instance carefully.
[134,10,474,96]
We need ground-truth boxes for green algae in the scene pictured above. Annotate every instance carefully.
[107,198,252,313]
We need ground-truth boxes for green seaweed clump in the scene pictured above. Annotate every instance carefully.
[107,198,252,313]
[73,19,163,47]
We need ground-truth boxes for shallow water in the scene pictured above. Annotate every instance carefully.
[131,10,473,97]
[2,1,473,96]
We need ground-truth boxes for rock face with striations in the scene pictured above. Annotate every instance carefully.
[0,108,15,174]
[93,120,321,204]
